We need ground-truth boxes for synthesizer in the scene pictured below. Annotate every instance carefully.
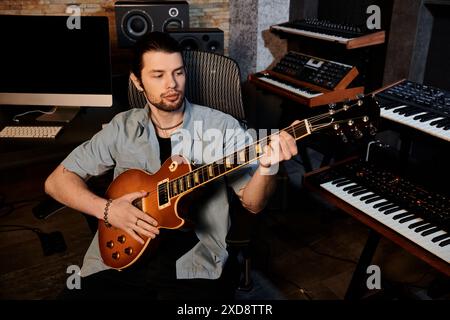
[249,51,364,107]
[271,18,385,49]
[374,79,450,142]
[304,158,450,276]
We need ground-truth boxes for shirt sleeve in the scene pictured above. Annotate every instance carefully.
[61,120,119,179]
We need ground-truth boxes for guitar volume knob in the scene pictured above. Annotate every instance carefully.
[112,252,120,260]
[106,241,114,249]
[124,247,133,255]
[117,235,126,243]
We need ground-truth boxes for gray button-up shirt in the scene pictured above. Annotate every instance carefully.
[61,99,256,279]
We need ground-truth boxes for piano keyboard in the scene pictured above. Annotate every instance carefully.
[376,80,450,142]
[271,24,353,44]
[271,19,385,49]
[380,105,450,142]
[256,73,323,99]
[321,178,450,263]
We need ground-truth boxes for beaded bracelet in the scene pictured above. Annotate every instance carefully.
[103,199,113,228]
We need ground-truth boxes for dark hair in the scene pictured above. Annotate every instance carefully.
[130,32,183,81]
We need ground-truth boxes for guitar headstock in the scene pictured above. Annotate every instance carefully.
[308,95,380,142]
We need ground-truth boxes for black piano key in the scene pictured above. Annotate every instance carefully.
[432,233,450,243]
[429,118,447,126]
[365,196,384,204]
[382,103,402,110]
[414,223,434,233]
[393,106,411,114]
[393,212,413,220]
[378,203,398,212]
[343,184,362,192]
[398,215,417,223]
[331,177,348,185]
[360,193,377,201]
[335,180,354,187]
[408,221,428,229]
[384,207,402,215]
[346,186,367,194]
[373,201,391,208]
[435,119,450,128]
[421,227,441,236]
[404,108,427,116]
[396,106,414,115]
[399,106,421,115]
[439,238,450,247]
[413,112,431,120]
[419,113,441,122]
[352,189,370,196]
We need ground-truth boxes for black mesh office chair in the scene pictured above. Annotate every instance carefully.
[128,50,254,291]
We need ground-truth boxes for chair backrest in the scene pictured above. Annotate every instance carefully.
[128,50,246,123]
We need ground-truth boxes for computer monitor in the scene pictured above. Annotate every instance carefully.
[0,15,113,122]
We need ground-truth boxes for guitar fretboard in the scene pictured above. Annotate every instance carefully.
[167,121,310,197]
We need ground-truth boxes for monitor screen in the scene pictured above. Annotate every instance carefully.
[0,15,113,122]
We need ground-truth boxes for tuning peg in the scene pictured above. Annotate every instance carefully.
[339,131,348,143]
[333,123,340,131]
[342,98,351,110]
[363,116,369,122]
[351,127,364,139]
[356,93,365,99]
[357,99,363,106]
[347,119,354,126]
[369,123,378,136]
[328,103,336,109]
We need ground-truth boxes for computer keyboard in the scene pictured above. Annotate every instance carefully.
[0,126,63,139]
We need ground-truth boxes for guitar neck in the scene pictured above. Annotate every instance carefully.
[168,120,312,198]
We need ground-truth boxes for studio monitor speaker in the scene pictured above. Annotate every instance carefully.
[115,1,189,47]
[169,28,224,55]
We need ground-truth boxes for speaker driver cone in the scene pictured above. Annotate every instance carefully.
[124,12,152,39]
[180,38,199,51]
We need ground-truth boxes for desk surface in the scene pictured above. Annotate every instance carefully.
[0,104,128,171]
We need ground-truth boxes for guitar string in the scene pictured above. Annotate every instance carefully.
[168,98,363,190]
[122,99,365,202]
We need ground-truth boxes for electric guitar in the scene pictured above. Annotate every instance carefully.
[98,95,380,269]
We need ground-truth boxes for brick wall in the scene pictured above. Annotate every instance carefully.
[0,0,230,73]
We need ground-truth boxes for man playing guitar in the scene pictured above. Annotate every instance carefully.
[45,32,298,300]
